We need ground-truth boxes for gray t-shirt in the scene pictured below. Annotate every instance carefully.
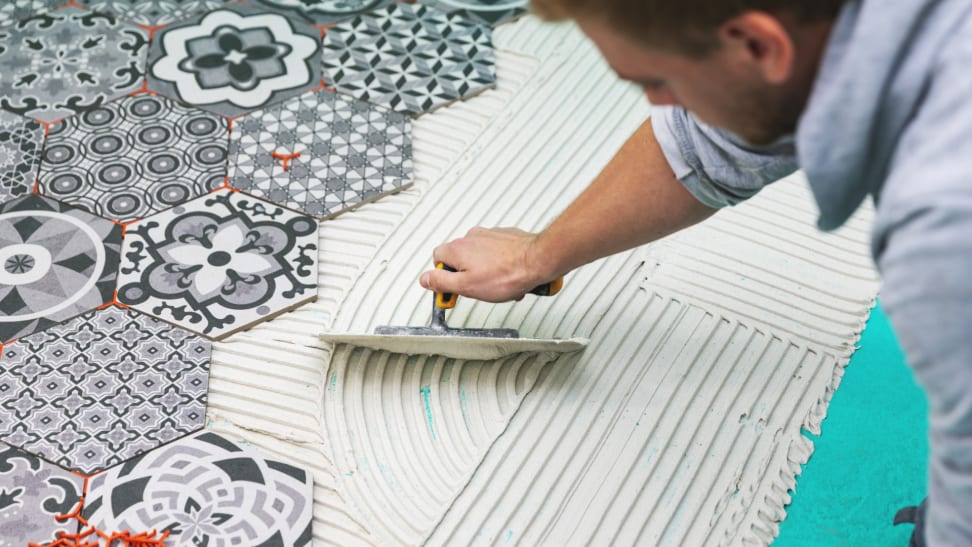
[652,0,972,544]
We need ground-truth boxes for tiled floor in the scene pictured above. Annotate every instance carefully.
[0,1,504,544]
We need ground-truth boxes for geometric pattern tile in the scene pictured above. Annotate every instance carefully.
[39,95,229,223]
[0,7,149,123]
[228,89,413,219]
[0,306,212,475]
[116,190,319,340]
[0,443,84,545]
[0,0,63,29]
[418,0,527,26]
[250,0,394,25]
[0,195,122,344]
[0,110,44,203]
[147,5,322,118]
[82,430,314,546]
[79,0,230,27]
[321,3,496,115]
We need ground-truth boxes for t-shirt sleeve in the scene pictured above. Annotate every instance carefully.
[650,105,800,208]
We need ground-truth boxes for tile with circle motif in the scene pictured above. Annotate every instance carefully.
[0,195,122,344]
[0,443,84,545]
[38,94,229,223]
[418,0,527,26]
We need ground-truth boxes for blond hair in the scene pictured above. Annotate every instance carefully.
[531,0,846,54]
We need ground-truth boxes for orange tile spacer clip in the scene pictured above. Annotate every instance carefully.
[129,81,157,97]
[58,0,85,9]
[213,176,239,193]
[38,119,61,136]
[97,291,129,311]
[138,24,166,39]
[271,151,301,171]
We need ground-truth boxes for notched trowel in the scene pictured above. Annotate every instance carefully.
[320,264,589,360]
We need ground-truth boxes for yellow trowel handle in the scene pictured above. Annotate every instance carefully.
[434,263,564,310]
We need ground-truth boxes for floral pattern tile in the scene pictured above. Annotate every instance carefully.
[116,189,319,340]
[418,0,527,27]
[228,89,413,219]
[38,94,229,223]
[321,3,497,115]
[250,0,394,25]
[0,0,63,29]
[147,5,322,118]
[0,443,84,546]
[82,430,313,546]
[0,7,149,123]
[80,0,230,27]
[0,110,44,203]
[0,306,212,474]
[0,195,122,344]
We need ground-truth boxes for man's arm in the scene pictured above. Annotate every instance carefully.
[420,117,716,302]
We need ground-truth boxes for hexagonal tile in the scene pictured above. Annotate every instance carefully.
[79,0,230,27]
[38,94,229,223]
[321,3,497,115]
[82,430,313,545]
[0,0,63,29]
[0,306,212,474]
[228,89,412,219]
[0,195,122,344]
[418,0,527,27]
[250,0,394,25]
[0,443,84,545]
[0,7,149,123]
[116,189,319,340]
[147,5,322,118]
[0,110,43,203]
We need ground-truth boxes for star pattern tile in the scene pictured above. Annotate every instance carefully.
[0,7,149,123]
[321,3,497,115]
[147,4,323,118]
[82,430,314,546]
[0,306,212,474]
[250,0,394,25]
[116,189,319,340]
[228,89,413,219]
[0,195,122,344]
[0,443,85,545]
[79,0,230,27]
[0,110,44,203]
[418,0,527,26]
[38,94,229,223]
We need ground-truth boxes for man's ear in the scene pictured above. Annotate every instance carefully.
[719,11,795,84]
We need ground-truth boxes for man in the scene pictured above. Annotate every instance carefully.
[418,0,972,545]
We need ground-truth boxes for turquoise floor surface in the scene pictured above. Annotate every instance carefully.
[775,303,929,547]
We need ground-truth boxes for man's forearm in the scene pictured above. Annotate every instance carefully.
[424,116,716,302]
[532,117,716,280]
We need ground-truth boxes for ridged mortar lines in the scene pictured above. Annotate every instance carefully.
[321,346,557,545]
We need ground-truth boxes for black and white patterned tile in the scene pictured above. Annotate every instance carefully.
[321,3,496,115]
[147,5,322,118]
[82,430,313,546]
[80,0,230,27]
[0,111,43,203]
[116,190,319,340]
[0,0,64,29]
[0,444,84,545]
[39,95,229,223]
[0,306,212,474]
[250,0,394,25]
[0,195,122,344]
[228,89,412,219]
[418,0,527,26]
[0,7,149,123]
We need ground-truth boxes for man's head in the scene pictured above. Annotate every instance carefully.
[532,1,845,144]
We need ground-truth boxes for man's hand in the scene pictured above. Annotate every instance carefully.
[420,227,554,303]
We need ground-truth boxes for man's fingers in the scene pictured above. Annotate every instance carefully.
[420,267,463,294]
